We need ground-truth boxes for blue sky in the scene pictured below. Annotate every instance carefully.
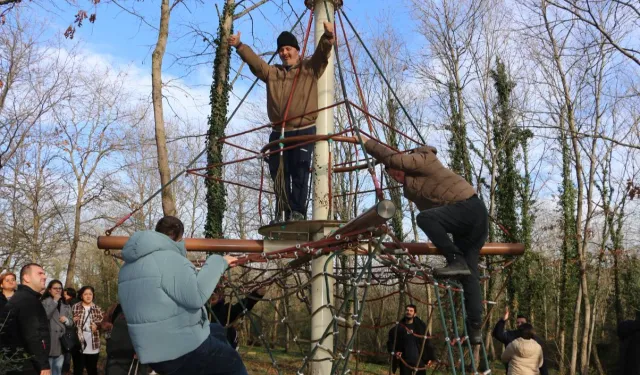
[34,0,419,85]
[21,0,424,144]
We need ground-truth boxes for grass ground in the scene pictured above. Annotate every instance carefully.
[240,345,515,375]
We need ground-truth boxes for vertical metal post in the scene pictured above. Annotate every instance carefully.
[310,0,335,373]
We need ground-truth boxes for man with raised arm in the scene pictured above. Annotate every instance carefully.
[359,135,488,344]
[228,23,334,222]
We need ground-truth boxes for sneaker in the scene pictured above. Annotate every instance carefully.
[467,322,483,345]
[289,211,305,221]
[433,259,471,278]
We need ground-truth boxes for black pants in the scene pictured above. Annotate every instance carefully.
[72,352,99,375]
[149,324,247,375]
[398,365,426,375]
[416,195,488,326]
[105,357,149,375]
[62,352,71,372]
[268,127,315,218]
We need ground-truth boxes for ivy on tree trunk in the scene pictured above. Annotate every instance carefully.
[205,0,235,239]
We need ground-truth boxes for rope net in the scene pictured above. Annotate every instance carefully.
[200,227,514,374]
[104,4,521,374]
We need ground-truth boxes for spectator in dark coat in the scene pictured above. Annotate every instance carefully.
[493,307,548,375]
[61,288,79,375]
[386,305,436,375]
[618,311,640,375]
[0,263,51,375]
[63,288,80,307]
[101,303,148,375]
[0,272,17,311]
[208,286,267,349]
[41,280,74,375]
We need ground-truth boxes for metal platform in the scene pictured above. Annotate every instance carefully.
[257,219,346,241]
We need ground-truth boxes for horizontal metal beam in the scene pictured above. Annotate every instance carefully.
[333,199,396,237]
[97,236,524,256]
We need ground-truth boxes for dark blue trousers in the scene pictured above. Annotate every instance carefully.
[268,127,315,218]
[149,324,248,375]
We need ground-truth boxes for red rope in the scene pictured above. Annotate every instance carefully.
[187,172,273,194]
[188,129,354,172]
[337,11,375,136]
[347,100,424,146]
[221,139,259,155]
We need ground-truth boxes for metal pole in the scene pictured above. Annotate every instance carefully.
[96,236,526,255]
[310,0,335,372]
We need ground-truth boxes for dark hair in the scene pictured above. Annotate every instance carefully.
[64,287,77,299]
[155,216,184,241]
[41,280,63,301]
[519,323,535,340]
[0,272,17,287]
[516,314,527,321]
[78,286,96,303]
[19,263,43,283]
[406,304,417,313]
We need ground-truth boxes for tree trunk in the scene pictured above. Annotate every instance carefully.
[205,0,235,238]
[569,284,582,375]
[152,0,176,217]
[65,192,83,288]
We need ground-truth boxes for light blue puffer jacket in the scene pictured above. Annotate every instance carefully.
[118,230,228,364]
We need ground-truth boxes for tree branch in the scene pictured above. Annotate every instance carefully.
[234,0,271,20]
[0,0,22,6]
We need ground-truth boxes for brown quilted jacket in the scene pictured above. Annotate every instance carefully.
[236,33,333,131]
[364,139,475,210]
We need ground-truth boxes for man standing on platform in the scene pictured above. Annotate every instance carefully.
[360,135,488,344]
[228,22,334,222]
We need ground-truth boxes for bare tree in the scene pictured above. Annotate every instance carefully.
[54,64,135,287]
[0,15,73,170]
[546,0,640,66]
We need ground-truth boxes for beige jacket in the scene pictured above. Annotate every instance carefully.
[501,338,544,375]
[364,139,476,210]
[236,33,333,131]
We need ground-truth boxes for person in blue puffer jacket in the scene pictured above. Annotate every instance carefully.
[118,216,246,375]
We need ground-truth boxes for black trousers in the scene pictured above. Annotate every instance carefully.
[268,127,315,217]
[398,365,426,375]
[416,195,488,326]
[105,357,149,375]
[72,352,99,375]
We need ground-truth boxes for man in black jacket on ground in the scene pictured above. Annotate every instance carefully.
[492,307,548,375]
[0,263,51,375]
[208,286,267,349]
[618,310,640,375]
[387,304,436,375]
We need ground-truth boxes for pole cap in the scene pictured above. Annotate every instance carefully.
[305,0,343,10]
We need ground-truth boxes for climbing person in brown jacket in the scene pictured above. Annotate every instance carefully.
[359,135,488,344]
[228,22,335,223]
